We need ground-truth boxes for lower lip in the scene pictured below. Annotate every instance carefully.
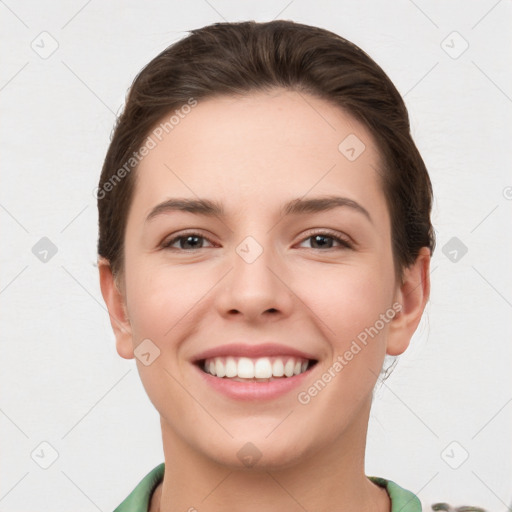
[192,363,316,401]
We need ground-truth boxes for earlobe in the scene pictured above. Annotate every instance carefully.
[387,247,431,356]
[97,257,135,360]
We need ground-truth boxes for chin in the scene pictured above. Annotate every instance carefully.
[203,437,311,473]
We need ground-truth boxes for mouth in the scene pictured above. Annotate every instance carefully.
[190,343,320,400]
[194,356,318,383]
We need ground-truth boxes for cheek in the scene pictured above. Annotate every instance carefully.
[124,256,213,342]
[122,260,209,408]
[297,262,395,342]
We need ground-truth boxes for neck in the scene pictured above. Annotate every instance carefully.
[151,400,390,512]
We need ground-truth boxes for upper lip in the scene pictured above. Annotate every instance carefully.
[191,343,318,362]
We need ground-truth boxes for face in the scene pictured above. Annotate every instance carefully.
[110,89,414,470]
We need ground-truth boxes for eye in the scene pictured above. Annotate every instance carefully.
[160,230,352,251]
[298,230,353,250]
[161,232,216,251]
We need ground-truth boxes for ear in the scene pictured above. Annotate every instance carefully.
[98,257,134,359]
[387,247,431,356]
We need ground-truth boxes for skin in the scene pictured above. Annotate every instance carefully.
[99,89,430,512]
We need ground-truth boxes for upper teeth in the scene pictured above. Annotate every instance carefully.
[203,356,310,379]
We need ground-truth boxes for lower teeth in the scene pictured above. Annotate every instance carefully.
[225,376,287,382]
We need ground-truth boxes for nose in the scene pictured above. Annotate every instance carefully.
[215,236,294,323]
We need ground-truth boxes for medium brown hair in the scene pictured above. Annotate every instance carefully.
[97,20,435,283]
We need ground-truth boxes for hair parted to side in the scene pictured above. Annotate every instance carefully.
[97,20,435,285]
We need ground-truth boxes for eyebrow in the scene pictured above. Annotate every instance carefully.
[145,195,372,224]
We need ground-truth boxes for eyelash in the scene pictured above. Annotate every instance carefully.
[161,229,353,251]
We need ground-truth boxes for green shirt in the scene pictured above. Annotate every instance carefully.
[113,463,422,511]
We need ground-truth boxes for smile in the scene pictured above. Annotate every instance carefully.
[199,356,316,381]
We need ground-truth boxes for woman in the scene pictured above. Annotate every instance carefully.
[97,20,435,511]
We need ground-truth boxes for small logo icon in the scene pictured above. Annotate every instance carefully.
[31,31,59,59]
[32,236,58,263]
[237,442,262,468]
[31,441,59,469]
[440,440,469,469]
[338,134,366,161]
[236,236,263,264]
[442,236,468,263]
[441,31,469,59]
[134,338,161,366]
[503,186,512,200]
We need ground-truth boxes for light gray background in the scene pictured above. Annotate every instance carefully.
[1,1,511,511]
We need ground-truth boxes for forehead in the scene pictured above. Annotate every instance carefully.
[130,89,388,223]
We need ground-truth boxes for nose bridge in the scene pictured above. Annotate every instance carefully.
[218,230,292,318]
[233,232,277,293]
